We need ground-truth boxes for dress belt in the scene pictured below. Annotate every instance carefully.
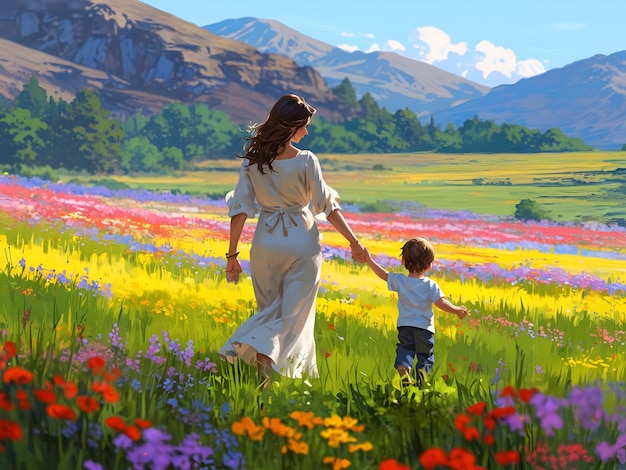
[263,207,305,236]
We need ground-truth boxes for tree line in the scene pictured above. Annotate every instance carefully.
[0,76,592,175]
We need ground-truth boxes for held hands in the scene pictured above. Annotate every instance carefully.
[350,241,366,263]
[225,257,242,283]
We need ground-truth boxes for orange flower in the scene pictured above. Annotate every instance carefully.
[348,441,373,452]
[105,416,127,432]
[231,416,265,441]
[322,456,351,470]
[86,356,106,373]
[289,410,323,429]
[92,382,120,403]
[419,448,448,470]
[46,403,77,421]
[3,366,34,385]
[0,419,23,441]
[33,388,57,403]
[286,438,309,454]
[379,459,411,470]
[495,450,520,466]
[135,418,151,429]
[77,396,100,413]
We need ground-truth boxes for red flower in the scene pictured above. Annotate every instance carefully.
[77,396,100,413]
[490,406,516,419]
[495,450,520,465]
[3,366,34,385]
[46,403,77,421]
[33,388,57,403]
[135,418,151,429]
[466,402,486,416]
[463,426,481,441]
[325,352,332,358]
[3,342,17,360]
[92,382,120,403]
[499,385,516,398]
[328,323,335,330]
[105,416,127,432]
[86,356,106,373]
[455,414,472,432]
[0,419,23,441]
[518,388,538,403]
[379,458,411,470]
[419,448,448,470]
[0,392,15,411]
[124,425,141,441]
[484,434,495,446]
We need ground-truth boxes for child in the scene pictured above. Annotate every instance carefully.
[364,237,468,386]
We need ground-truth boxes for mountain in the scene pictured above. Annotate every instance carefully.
[205,17,626,150]
[433,52,626,149]
[204,18,490,119]
[0,0,355,124]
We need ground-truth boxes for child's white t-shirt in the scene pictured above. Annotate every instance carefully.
[387,272,445,333]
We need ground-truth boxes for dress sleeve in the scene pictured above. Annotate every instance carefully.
[306,151,341,217]
[225,161,256,218]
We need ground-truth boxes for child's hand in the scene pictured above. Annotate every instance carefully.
[457,306,469,319]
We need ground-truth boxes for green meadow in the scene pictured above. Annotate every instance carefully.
[103,151,626,223]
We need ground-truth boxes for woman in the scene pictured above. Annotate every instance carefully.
[219,94,365,379]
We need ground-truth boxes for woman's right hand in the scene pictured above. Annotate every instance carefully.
[226,257,242,283]
[350,241,366,263]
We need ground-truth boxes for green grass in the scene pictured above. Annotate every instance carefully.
[66,151,626,224]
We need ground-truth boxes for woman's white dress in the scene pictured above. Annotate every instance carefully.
[218,150,341,378]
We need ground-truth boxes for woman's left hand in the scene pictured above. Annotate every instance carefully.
[226,257,242,283]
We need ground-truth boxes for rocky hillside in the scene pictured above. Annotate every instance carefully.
[0,0,355,124]
[204,18,490,119]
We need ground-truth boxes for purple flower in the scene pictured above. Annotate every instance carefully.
[530,392,564,437]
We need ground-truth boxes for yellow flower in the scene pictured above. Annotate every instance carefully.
[320,428,357,448]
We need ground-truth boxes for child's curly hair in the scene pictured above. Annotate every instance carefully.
[401,237,435,274]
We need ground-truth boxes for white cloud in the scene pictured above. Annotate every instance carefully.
[383,39,406,53]
[340,32,354,38]
[364,33,375,39]
[366,43,381,53]
[516,58,546,78]
[474,40,517,79]
[412,26,468,63]
[337,43,360,53]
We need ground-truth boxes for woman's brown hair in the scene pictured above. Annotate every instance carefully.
[241,94,316,174]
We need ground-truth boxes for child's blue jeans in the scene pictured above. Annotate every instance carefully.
[394,326,435,374]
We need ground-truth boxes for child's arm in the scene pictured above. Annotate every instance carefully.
[435,297,469,319]
[364,248,389,282]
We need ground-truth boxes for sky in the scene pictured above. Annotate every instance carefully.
[141,0,625,87]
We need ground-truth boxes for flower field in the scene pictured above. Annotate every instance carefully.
[1,173,626,469]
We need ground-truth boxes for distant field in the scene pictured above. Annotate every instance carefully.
[110,151,626,224]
